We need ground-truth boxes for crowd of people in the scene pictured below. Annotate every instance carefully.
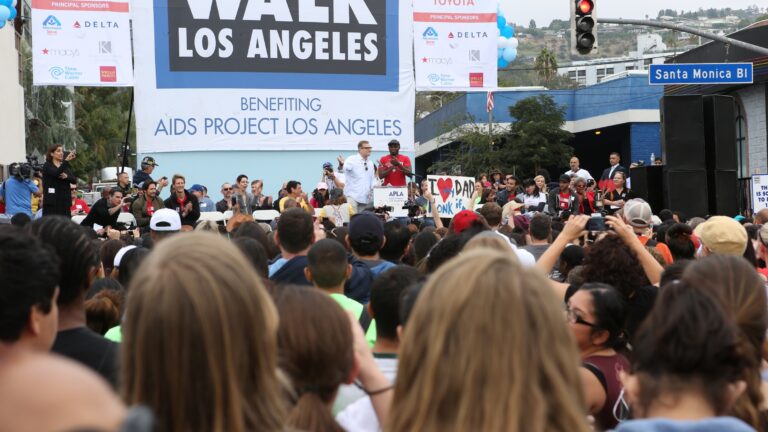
[3,143,768,432]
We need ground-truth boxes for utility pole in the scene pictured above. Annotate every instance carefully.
[599,18,768,57]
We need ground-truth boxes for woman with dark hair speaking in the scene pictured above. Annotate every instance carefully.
[42,143,78,217]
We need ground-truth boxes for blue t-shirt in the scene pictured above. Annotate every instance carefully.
[199,197,216,212]
[0,177,38,216]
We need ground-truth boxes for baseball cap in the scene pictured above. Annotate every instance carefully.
[323,161,333,169]
[150,208,182,232]
[623,199,653,228]
[189,184,204,192]
[452,209,480,234]
[141,156,158,167]
[694,216,748,256]
[349,212,384,243]
[113,245,137,268]
[559,174,572,183]
[388,139,400,146]
[316,182,328,190]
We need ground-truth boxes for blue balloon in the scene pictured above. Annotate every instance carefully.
[502,47,517,62]
[0,0,10,8]
[498,57,509,68]
[501,25,513,38]
[8,6,15,20]
[497,15,506,29]
[0,19,4,28]
[0,6,10,21]
[497,48,504,58]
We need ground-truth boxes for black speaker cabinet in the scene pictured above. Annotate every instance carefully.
[660,96,706,171]
[703,95,737,172]
[664,169,709,218]
[630,165,664,214]
[708,170,739,216]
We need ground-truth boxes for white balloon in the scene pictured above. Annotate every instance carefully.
[497,36,509,49]
[11,0,16,7]
[508,37,519,49]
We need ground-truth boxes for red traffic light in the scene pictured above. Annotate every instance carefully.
[577,0,593,15]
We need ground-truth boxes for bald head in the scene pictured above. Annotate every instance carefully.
[0,351,125,432]
[756,209,768,225]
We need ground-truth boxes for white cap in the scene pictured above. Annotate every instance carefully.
[150,208,181,232]
[113,245,137,268]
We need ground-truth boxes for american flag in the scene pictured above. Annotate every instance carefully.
[486,91,494,113]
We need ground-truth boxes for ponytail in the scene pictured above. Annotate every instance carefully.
[287,390,344,432]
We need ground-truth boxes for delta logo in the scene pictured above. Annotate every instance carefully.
[469,72,483,87]
[73,21,81,28]
[99,66,117,82]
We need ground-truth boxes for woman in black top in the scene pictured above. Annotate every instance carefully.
[42,144,78,217]
[602,171,635,215]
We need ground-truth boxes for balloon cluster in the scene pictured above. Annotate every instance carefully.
[496,7,519,68]
[0,0,17,29]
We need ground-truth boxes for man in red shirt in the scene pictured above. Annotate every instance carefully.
[70,185,90,216]
[378,140,412,187]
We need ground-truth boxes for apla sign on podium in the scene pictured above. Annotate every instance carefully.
[649,63,753,86]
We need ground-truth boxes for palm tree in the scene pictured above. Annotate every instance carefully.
[534,48,558,83]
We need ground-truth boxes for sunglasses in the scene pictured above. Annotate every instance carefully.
[364,161,368,171]
[222,187,232,191]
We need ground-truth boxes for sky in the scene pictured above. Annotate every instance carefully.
[501,0,764,28]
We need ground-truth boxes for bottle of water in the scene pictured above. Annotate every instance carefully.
[650,152,655,164]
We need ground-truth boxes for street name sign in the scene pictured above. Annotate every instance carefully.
[649,63,753,85]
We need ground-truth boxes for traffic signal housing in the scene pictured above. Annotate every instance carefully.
[571,0,597,55]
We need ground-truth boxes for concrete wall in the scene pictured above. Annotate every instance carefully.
[735,84,767,175]
[0,27,26,177]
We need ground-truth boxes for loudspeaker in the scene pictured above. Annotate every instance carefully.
[630,165,664,213]
[708,170,739,216]
[660,96,706,171]
[664,170,709,218]
[703,95,737,171]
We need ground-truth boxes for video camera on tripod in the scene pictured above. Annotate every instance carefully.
[9,156,43,180]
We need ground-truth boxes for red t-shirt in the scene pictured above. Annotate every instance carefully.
[379,154,411,186]
[70,198,90,214]
[146,199,155,216]
[558,192,571,210]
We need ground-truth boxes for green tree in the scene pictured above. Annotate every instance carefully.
[529,19,537,29]
[501,95,573,175]
[534,48,558,83]
[428,114,505,177]
[75,87,135,175]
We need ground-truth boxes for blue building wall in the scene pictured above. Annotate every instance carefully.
[416,75,664,166]
[630,123,662,165]
[136,149,413,203]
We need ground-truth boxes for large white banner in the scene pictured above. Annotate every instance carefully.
[413,0,496,90]
[131,0,414,152]
[31,0,133,86]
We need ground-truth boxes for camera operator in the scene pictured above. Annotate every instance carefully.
[42,144,77,217]
[0,163,42,217]
[80,188,127,230]
[132,156,168,192]
[321,161,345,192]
